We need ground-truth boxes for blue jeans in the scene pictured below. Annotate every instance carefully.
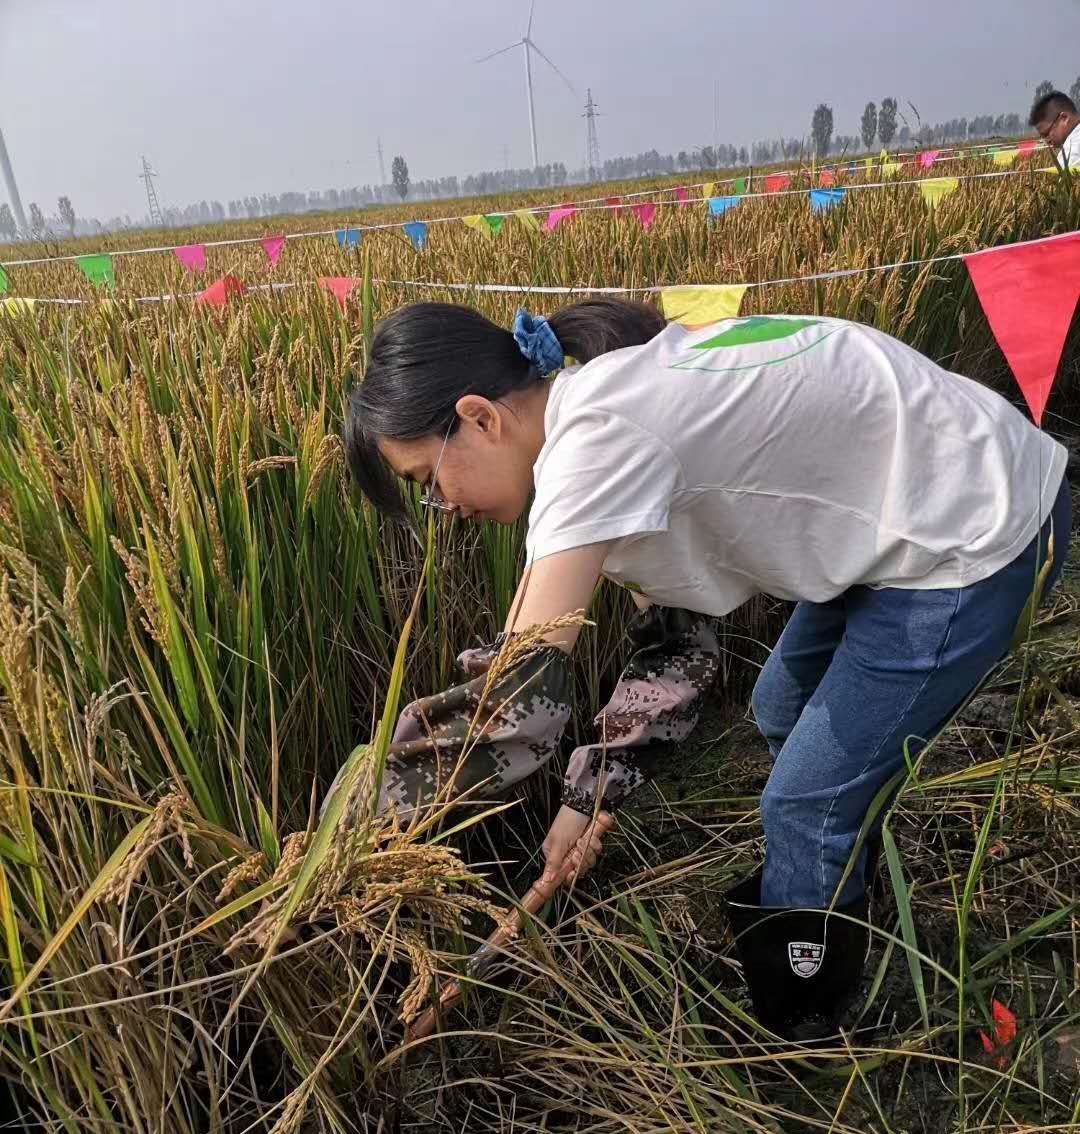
[752,477,1071,909]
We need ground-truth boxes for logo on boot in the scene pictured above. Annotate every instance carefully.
[788,940,825,978]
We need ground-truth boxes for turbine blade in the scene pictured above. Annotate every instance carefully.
[526,0,536,36]
[527,39,576,95]
[475,40,523,64]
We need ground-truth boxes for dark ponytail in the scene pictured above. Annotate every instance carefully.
[547,297,666,366]
[344,297,666,517]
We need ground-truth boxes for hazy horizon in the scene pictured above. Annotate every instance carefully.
[3,0,1079,221]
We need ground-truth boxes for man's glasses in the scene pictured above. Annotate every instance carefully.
[419,420,456,512]
[1037,112,1064,140]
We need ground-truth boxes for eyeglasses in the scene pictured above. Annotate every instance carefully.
[1037,112,1064,140]
[419,420,456,513]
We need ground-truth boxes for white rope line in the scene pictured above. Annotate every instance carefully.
[0,144,1049,270]
[11,228,1074,307]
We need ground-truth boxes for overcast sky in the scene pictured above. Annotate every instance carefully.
[3,0,1080,220]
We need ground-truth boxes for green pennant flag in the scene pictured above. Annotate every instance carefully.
[484,214,504,236]
[0,265,8,294]
[77,253,115,289]
[733,177,747,195]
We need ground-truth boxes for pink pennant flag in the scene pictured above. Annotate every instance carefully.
[318,276,362,310]
[543,205,577,232]
[260,235,286,268]
[632,202,657,230]
[919,150,940,170]
[965,232,1080,423]
[1017,139,1039,159]
[675,186,690,204]
[197,275,245,309]
[818,169,836,187]
[764,173,791,194]
[174,244,206,272]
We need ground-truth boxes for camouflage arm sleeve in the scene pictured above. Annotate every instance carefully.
[377,645,572,818]
[561,606,720,815]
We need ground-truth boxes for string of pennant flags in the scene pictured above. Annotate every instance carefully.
[3,225,1077,426]
[0,154,1062,298]
[0,138,1050,275]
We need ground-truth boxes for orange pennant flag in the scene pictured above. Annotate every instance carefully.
[197,275,245,308]
[318,276,362,309]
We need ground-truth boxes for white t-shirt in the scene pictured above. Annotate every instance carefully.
[1057,122,1080,170]
[525,316,1066,617]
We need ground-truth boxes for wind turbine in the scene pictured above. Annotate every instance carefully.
[476,0,576,169]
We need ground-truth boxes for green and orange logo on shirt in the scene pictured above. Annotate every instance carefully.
[669,316,837,372]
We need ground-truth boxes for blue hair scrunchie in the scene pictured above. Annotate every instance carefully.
[512,308,565,377]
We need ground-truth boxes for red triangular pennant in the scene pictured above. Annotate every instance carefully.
[318,276,362,309]
[675,186,690,203]
[818,169,836,187]
[978,999,1018,1068]
[764,172,791,194]
[965,233,1080,423]
[605,195,624,213]
[197,275,246,308]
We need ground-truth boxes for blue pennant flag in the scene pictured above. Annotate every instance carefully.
[708,195,744,217]
[404,221,428,250]
[810,188,846,213]
[335,228,362,248]
[847,161,858,175]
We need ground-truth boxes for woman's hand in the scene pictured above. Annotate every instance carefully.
[540,805,614,885]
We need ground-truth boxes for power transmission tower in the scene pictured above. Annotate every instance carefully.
[583,88,601,180]
[138,156,163,226]
[376,138,387,187]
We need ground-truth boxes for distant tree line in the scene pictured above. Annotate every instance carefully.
[0,79,1075,240]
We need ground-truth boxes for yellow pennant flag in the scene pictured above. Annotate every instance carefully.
[660,284,747,326]
[992,148,1019,166]
[864,157,875,177]
[919,177,959,209]
[513,209,541,230]
[881,161,901,179]
[462,214,493,239]
[701,182,715,200]
[1038,165,1062,175]
[0,297,35,314]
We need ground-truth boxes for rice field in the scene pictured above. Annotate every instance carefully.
[0,151,1078,1133]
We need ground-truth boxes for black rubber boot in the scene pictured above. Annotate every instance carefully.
[724,868,870,1042]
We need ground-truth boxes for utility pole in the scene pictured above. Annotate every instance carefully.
[583,88,601,181]
[0,125,27,234]
[138,156,163,226]
[376,137,387,187]
[713,78,720,166]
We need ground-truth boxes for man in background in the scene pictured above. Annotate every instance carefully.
[1030,91,1080,170]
